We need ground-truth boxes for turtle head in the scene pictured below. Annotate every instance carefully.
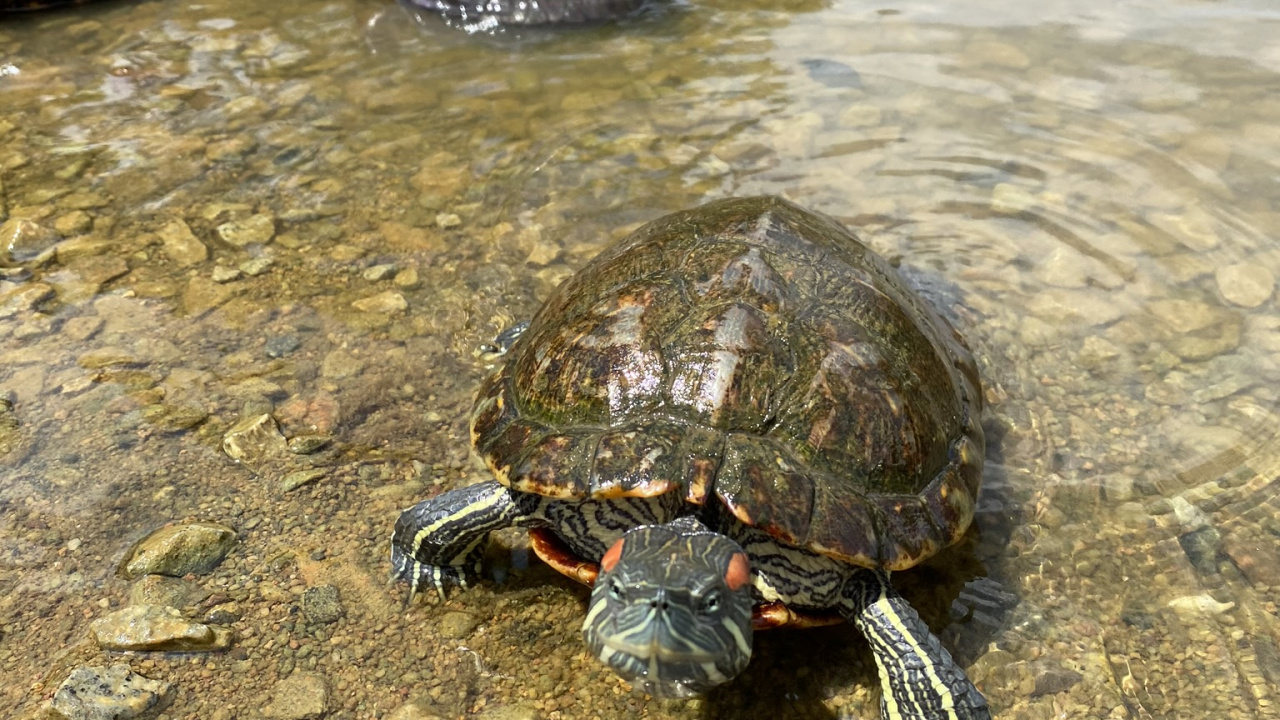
[582,518,754,698]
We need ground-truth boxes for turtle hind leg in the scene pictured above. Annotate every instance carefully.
[390,480,534,602]
[840,569,992,720]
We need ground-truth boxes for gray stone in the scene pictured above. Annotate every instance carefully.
[215,213,275,247]
[265,334,301,358]
[91,605,233,651]
[301,585,344,624]
[1030,662,1083,697]
[49,663,173,720]
[158,219,208,268]
[261,672,329,720]
[122,521,237,578]
[1215,262,1274,308]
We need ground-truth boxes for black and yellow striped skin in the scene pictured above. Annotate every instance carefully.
[845,571,991,720]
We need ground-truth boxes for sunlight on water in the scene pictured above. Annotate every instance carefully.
[1,0,1279,717]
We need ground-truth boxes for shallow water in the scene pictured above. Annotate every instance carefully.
[2,0,1279,718]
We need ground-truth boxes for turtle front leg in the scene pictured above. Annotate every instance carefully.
[840,569,991,720]
[391,480,533,600]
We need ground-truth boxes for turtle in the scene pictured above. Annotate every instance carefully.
[400,0,653,25]
[391,195,990,718]
[0,0,107,11]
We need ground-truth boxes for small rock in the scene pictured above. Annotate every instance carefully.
[321,349,365,379]
[1167,593,1234,616]
[435,212,462,229]
[301,585,344,624]
[203,601,242,625]
[55,210,94,236]
[1028,288,1126,327]
[240,256,274,276]
[1,217,60,262]
[281,468,327,492]
[1221,529,1280,587]
[63,315,104,341]
[0,282,55,318]
[363,263,397,281]
[438,611,480,639]
[1030,662,1083,697]
[387,697,448,720]
[182,275,237,315]
[352,290,408,314]
[141,404,210,432]
[122,522,236,578]
[261,672,329,720]
[129,574,210,608]
[49,663,173,720]
[91,605,233,651]
[216,213,276,247]
[1147,298,1233,334]
[1099,475,1134,503]
[265,334,301,358]
[223,413,288,464]
[287,435,331,454]
[158,219,208,268]
[211,266,242,283]
[394,267,421,290]
[1215,262,1274,308]
[1032,247,1094,289]
[476,705,541,720]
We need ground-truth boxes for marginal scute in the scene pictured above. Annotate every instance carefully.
[714,434,815,546]
[589,427,682,498]
[875,496,946,571]
[509,432,595,498]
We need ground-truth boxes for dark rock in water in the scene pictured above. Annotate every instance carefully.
[1177,525,1221,575]
[302,585,344,624]
[48,663,173,720]
[402,0,653,25]
[801,58,863,89]
[1030,661,1084,697]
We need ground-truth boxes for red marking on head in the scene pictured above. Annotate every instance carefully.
[601,538,625,572]
[724,552,750,591]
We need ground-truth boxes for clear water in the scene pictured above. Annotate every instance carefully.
[2,0,1278,717]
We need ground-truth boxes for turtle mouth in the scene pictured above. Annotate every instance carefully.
[600,634,721,665]
[597,633,729,698]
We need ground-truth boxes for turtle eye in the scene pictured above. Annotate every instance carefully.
[701,590,721,615]
[608,578,626,603]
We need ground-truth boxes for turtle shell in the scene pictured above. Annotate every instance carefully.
[470,196,984,572]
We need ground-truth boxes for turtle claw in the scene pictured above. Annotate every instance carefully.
[391,544,478,605]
